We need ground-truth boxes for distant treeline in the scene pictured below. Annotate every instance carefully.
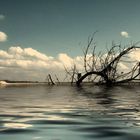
[2,80,39,83]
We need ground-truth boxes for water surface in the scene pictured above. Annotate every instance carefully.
[0,84,140,140]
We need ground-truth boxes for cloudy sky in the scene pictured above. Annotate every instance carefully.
[0,0,140,81]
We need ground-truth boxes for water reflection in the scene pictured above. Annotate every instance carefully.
[0,85,140,140]
[75,85,116,105]
[4,123,32,129]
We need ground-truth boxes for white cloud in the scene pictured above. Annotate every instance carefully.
[0,46,139,82]
[0,47,80,81]
[127,48,140,61]
[118,62,128,70]
[0,14,5,20]
[58,53,73,67]
[0,31,7,42]
[0,50,13,59]
[121,31,130,38]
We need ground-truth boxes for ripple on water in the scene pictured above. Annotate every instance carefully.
[0,128,37,134]
[0,85,140,140]
[0,122,37,134]
[26,119,88,125]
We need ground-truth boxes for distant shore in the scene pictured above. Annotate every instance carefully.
[1,80,140,87]
[0,80,47,86]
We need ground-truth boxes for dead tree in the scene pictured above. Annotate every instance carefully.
[64,34,140,86]
[55,74,60,85]
[76,35,140,86]
[64,64,78,85]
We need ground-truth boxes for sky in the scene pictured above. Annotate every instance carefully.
[0,0,140,81]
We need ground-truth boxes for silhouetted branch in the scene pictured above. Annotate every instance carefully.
[76,35,140,86]
[47,74,55,85]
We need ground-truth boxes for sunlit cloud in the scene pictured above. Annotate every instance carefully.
[58,53,73,67]
[0,46,83,81]
[0,46,139,81]
[0,31,7,42]
[120,31,130,38]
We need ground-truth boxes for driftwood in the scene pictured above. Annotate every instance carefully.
[55,74,60,84]
[46,74,55,85]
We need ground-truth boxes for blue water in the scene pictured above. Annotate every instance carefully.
[0,85,140,140]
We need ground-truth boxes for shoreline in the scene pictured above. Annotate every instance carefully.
[1,80,140,87]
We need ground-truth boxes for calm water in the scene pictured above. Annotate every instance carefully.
[0,84,140,140]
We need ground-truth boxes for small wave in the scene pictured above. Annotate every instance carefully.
[0,128,37,134]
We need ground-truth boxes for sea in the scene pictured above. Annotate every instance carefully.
[0,84,140,140]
